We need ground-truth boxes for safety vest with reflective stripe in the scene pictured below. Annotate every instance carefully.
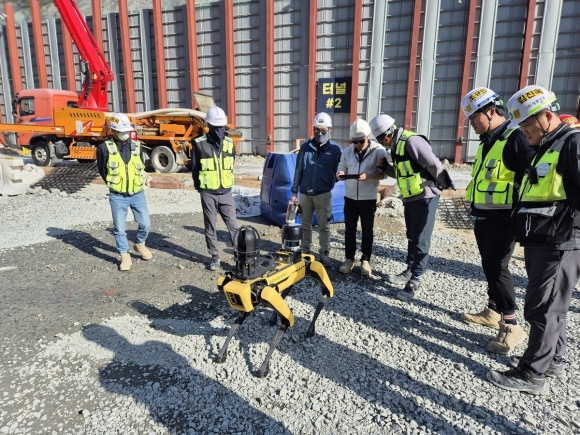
[518,131,579,203]
[392,130,426,198]
[466,128,517,209]
[196,136,235,190]
[105,140,145,194]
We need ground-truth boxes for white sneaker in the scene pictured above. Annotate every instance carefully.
[360,260,372,277]
[339,259,355,274]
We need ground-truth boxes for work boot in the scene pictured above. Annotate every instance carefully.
[387,269,411,285]
[487,322,527,354]
[360,260,372,277]
[462,307,501,330]
[339,259,355,274]
[133,242,153,260]
[319,251,332,267]
[209,255,220,271]
[508,356,565,379]
[119,253,132,271]
[487,366,548,395]
[397,279,421,301]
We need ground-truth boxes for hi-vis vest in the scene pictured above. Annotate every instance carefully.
[466,128,517,209]
[392,130,427,198]
[196,135,235,190]
[519,130,579,203]
[105,140,145,194]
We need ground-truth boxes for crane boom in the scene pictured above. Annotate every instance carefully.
[54,0,114,111]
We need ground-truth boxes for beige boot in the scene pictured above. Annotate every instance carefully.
[462,307,501,330]
[133,242,153,260]
[360,260,372,277]
[119,253,132,271]
[339,259,355,274]
[487,322,527,354]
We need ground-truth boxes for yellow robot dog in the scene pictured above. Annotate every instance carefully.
[215,222,333,377]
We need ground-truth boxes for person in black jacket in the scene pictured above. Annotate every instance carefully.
[291,112,342,266]
[488,86,580,395]
[459,88,535,354]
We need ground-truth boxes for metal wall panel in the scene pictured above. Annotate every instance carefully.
[0,29,12,123]
[489,0,527,97]
[196,3,224,107]
[381,0,414,129]
[551,0,580,114]
[161,6,189,108]
[431,0,469,160]
[356,0,373,119]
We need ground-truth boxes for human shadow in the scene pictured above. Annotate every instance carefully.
[145,230,207,263]
[82,324,287,434]
[46,227,118,264]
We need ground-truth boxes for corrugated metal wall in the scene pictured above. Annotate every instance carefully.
[1,0,579,159]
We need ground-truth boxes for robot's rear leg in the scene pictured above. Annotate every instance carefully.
[216,312,250,364]
[306,296,328,338]
[257,323,288,378]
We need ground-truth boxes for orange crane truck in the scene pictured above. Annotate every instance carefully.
[0,0,238,173]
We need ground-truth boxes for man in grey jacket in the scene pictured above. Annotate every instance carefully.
[370,114,451,301]
[337,119,388,277]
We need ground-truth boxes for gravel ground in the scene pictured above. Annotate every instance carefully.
[1,186,580,434]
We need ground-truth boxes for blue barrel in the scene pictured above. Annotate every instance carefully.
[260,152,345,227]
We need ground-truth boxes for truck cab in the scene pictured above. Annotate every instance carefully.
[13,89,78,147]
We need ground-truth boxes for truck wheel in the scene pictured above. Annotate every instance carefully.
[150,146,178,173]
[31,141,54,167]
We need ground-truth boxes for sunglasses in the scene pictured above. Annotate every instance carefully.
[375,133,387,142]
[314,128,329,134]
[351,139,366,145]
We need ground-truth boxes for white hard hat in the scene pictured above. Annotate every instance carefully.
[350,119,371,139]
[461,87,499,118]
[506,85,557,129]
[369,114,396,138]
[110,113,133,132]
[312,112,332,128]
[206,106,228,127]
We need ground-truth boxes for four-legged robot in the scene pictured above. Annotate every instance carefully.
[215,222,334,377]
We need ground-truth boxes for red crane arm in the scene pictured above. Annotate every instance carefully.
[54,0,114,111]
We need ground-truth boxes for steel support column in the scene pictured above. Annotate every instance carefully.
[118,0,136,112]
[62,21,77,91]
[223,0,236,127]
[535,0,563,90]
[349,0,363,123]
[4,4,23,94]
[404,0,422,130]
[91,0,103,49]
[519,0,537,89]
[47,19,62,89]
[30,0,48,88]
[266,0,274,152]
[307,0,317,136]
[0,27,14,122]
[454,0,477,164]
[152,0,167,108]
[186,0,199,95]
[366,0,387,122]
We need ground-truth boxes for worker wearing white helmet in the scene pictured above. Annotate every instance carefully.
[291,112,342,266]
[370,114,452,301]
[336,119,388,276]
[459,87,534,355]
[97,112,152,271]
[191,105,238,271]
[487,85,580,395]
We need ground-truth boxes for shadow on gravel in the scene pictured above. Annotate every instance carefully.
[47,227,118,264]
[82,325,286,434]
[146,231,208,263]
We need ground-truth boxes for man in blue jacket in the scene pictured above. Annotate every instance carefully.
[291,112,342,266]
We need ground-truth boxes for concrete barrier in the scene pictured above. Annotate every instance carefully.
[0,157,44,196]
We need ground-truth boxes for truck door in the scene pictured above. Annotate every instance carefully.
[14,96,53,147]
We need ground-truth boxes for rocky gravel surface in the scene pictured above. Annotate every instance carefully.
[1,187,580,434]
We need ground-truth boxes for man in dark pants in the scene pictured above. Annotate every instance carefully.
[487,85,580,395]
[191,106,238,271]
[370,114,452,301]
[460,87,535,354]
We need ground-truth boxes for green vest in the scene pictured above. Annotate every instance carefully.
[466,128,517,209]
[105,140,145,194]
[392,130,425,198]
[196,136,235,190]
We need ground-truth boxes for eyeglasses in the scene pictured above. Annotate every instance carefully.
[375,133,387,142]
[313,128,329,134]
[351,139,366,145]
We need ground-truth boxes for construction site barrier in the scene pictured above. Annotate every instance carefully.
[0,157,44,196]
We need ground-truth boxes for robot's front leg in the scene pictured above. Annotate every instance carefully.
[268,287,293,326]
[258,323,289,378]
[215,312,250,364]
[305,260,334,338]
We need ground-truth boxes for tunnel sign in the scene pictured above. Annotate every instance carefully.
[316,77,352,114]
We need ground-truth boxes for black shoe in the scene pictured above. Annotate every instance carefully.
[487,367,548,395]
[509,356,564,379]
[209,256,220,271]
[396,279,421,301]
[387,269,411,285]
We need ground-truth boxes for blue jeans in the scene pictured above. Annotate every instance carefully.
[109,190,151,254]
